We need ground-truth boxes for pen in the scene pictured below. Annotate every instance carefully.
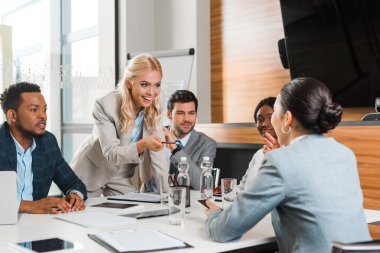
[161,141,176,144]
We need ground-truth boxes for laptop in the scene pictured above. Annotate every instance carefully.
[0,171,18,224]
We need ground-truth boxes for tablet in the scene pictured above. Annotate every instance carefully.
[8,237,83,253]
[90,202,138,209]
[121,209,172,219]
[108,192,161,203]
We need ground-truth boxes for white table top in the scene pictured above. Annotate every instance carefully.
[0,191,276,253]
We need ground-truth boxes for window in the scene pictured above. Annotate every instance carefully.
[0,0,116,194]
[1,0,50,123]
[61,0,115,162]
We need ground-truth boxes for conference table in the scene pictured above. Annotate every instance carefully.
[0,191,278,253]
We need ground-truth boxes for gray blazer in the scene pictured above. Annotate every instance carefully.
[206,134,370,253]
[171,129,217,190]
[71,91,168,196]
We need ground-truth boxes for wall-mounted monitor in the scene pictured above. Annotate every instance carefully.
[280,0,380,107]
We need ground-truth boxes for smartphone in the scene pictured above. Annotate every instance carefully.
[197,199,210,209]
[8,238,83,253]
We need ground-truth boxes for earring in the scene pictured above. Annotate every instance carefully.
[281,125,291,134]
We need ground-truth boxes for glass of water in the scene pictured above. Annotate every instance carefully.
[221,178,237,209]
[160,172,170,206]
[168,187,186,226]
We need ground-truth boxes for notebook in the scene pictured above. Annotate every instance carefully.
[0,171,18,225]
[55,212,136,228]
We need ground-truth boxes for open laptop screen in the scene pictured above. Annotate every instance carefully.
[0,171,18,224]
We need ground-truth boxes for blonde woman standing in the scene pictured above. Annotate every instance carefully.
[71,54,168,197]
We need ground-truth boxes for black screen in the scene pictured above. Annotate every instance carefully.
[280,0,380,107]
[213,144,260,185]
[17,238,74,252]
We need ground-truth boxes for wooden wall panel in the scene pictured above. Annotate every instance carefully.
[341,107,373,121]
[211,0,290,123]
[325,126,380,210]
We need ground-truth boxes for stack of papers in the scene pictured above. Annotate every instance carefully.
[108,192,161,203]
[89,229,190,252]
[55,212,136,228]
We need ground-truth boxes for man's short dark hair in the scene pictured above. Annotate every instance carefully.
[167,90,198,112]
[0,82,41,114]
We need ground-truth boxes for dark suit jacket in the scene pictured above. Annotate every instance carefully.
[0,122,87,200]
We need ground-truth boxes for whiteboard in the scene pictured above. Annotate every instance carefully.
[127,48,195,126]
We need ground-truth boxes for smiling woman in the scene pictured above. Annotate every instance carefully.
[70,54,169,197]
[237,96,277,192]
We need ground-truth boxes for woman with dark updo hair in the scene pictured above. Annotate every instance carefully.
[205,77,370,253]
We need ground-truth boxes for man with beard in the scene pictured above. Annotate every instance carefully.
[163,90,217,190]
[0,82,87,214]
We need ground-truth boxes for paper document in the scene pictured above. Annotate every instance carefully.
[108,192,161,203]
[55,212,136,228]
[364,209,380,223]
[89,229,190,252]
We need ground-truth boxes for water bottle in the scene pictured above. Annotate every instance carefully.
[177,157,191,207]
[200,156,213,199]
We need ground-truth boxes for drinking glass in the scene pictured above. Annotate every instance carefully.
[221,178,237,209]
[168,187,186,226]
[160,173,169,206]
[211,168,221,189]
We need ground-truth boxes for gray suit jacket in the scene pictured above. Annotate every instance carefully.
[171,129,217,190]
[71,91,168,195]
[206,134,370,253]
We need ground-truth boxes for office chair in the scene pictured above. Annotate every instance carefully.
[331,240,380,253]
[361,113,380,121]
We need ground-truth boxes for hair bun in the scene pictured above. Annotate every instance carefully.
[318,103,342,133]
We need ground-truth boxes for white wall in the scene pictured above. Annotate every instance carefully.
[118,0,211,122]
[118,0,156,78]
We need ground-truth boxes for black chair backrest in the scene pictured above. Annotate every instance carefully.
[361,113,380,121]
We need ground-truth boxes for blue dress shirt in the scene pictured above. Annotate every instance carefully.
[11,134,36,210]
[130,110,144,143]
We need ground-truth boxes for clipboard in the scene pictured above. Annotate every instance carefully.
[88,229,192,252]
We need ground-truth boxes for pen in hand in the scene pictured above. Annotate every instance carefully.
[161,141,176,144]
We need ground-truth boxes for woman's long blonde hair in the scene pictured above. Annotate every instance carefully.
[117,54,162,134]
